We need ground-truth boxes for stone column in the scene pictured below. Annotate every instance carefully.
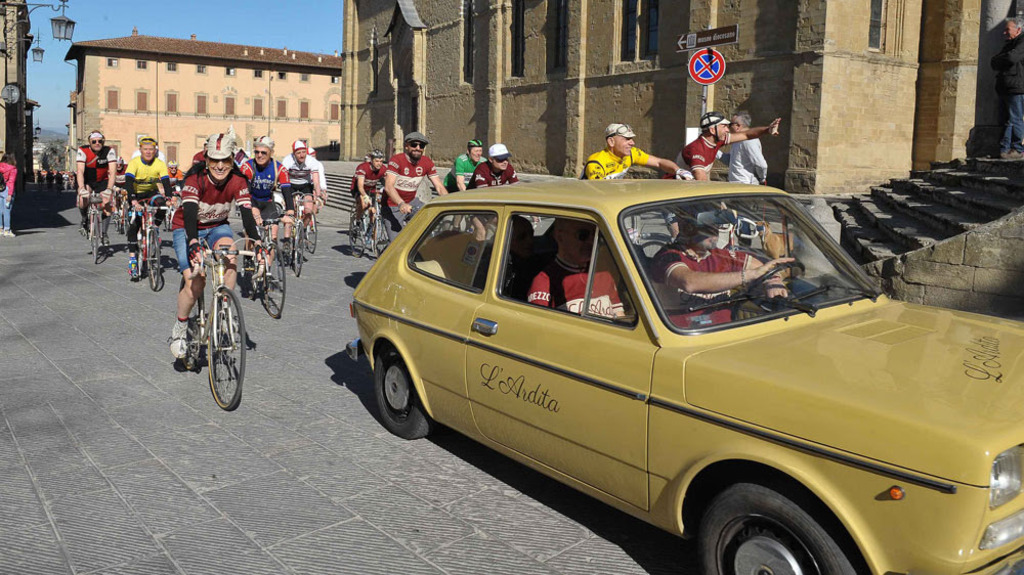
[968,0,1015,156]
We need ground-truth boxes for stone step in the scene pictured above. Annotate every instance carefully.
[870,185,987,235]
[891,178,1019,220]
[921,170,1024,202]
[832,201,901,263]
[850,196,947,252]
[968,157,1024,178]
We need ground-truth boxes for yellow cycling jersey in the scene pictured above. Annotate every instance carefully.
[125,156,169,194]
[583,147,652,180]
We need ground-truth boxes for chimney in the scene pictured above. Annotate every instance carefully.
[283,47,288,55]
[259,48,264,55]
[291,53,296,60]
[334,50,339,57]
[132,27,138,36]
[317,56,322,63]
[243,48,248,56]
[190,34,196,41]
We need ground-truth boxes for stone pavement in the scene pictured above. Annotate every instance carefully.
[0,184,694,574]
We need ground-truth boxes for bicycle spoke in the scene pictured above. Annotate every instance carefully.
[208,288,245,411]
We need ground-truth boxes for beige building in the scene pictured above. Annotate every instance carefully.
[341,0,986,195]
[65,30,344,164]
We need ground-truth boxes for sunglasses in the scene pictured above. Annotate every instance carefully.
[253,150,269,155]
[207,158,232,166]
[611,125,634,137]
[573,228,595,242]
[90,139,104,144]
[407,142,426,149]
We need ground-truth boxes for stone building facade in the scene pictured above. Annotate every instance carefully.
[341,0,983,195]
[65,30,344,164]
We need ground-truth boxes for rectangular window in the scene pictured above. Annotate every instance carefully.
[869,0,886,50]
[276,99,287,118]
[225,96,235,116]
[166,62,177,72]
[511,0,526,77]
[372,40,380,94]
[463,0,475,82]
[165,143,178,163]
[226,67,236,76]
[330,102,340,121]
[300,73,310,82]
[166,92,178,113]
[106,89,119,110]
[550,0,569,71]
[621,0,637,61]
[106,58,118,68]
[299,100,309,119]
[411,211,497,292]
[253,97,264,117]
[254,69,264,78]
[331,75,340,84]
[136,60,147,70]
[196,94,208,115]
[642,0,659,58]
[277,71,287,80]
[197,64,207,74]
[136,91,148,112]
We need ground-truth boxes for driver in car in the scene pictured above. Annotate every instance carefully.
[651,212,794,328]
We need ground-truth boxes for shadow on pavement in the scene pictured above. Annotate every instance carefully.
[13,186,78,232]
[324,350,383,425]
[343,272,365,289]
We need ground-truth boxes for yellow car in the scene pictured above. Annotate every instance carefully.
[347,180,1024,575]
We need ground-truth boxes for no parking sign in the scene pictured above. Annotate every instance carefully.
[688,48,726,85]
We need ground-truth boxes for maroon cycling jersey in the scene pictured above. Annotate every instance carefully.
[469,161,519,189]
[385,153,437,206]
[651,245,753,328]
[351,161,386,194]
[681,133,730,174]
[527,257,623,318]
[76,145,117,185]
[172,171,252,230]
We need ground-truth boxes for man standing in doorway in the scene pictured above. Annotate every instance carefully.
[993,16,1024,159]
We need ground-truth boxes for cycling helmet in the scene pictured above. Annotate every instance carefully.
[167,161,178,168]
[291,139,307,152]
[369,149,385,159]
[700,111,730,131]
[467,139,483,149]
[205,130,237,160]
[116,157,126,167]
[254,135,274,149]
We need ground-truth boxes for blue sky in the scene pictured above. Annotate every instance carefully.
[28,0,344,131]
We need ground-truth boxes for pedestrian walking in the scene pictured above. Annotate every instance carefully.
[992,16,1024,159]
[0,153,18,237]
[723,111,768,185]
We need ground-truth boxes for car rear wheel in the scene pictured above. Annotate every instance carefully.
[374,347,434,439]
[699,483,859,575]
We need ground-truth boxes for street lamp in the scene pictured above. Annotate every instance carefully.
[29,29,42,62]
[49,13,72,41]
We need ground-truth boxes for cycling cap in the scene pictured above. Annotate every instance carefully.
[254,135,274,149]
[467,139,484,149]
[700,111,730,131]
[292,139,307,152]
[117,157,126,167]
[605,123,636,139]
[205,130,237,160]
[369,149,385,159]
[88,130,104,141]
[138,136,158,146]
[404,131,429,145]
[488,143,510,161]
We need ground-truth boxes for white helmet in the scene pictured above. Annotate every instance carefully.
[205,127,238,160]
[254,135,274,149]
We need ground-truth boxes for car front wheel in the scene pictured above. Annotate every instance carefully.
[699,483,860,575]
[374,347,434,439]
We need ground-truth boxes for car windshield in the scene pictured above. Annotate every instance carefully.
[622,195,880,332]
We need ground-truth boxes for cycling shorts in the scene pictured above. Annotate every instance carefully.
[252,199,283,222]
[172,224,234,273]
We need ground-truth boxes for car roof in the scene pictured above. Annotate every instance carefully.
[432,179,787,215]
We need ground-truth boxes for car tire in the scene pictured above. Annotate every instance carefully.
[374,347,434,440]
[699,483,860,575]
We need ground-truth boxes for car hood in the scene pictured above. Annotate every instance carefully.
[684,302,1024,486]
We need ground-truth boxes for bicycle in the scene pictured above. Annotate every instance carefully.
[85,191,105,265]
[284,194,306,277]
[348,191,389,258]
[304,199,318,255]
[249,216,287,318]
[180,238,254,411]
[130,200,168,291]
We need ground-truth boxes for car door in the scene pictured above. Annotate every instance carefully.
[465,210,655,510]
[392,208,501,431]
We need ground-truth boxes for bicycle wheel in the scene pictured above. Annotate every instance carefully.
[207,287,245,411]
[349,212,366,258]
[261,245,286,319]
[305,213,317,254]
[292,228,304,277]
[91,210,102,264]
[374,216,390,257]
[147,227,164,292]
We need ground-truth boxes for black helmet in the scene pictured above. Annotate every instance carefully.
[700,111,729,131]
[369,149,385,159]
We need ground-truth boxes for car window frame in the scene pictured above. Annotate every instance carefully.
[494,209,641,330]
[620,193,881,335]
[406,208,500,295]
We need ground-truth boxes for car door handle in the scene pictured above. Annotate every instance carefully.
[472,318,498,336]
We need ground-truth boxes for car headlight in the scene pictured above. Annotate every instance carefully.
[991,446,1023,509]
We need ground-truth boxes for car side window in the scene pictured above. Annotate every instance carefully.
[409,211,497,292]
[505,213,636,326]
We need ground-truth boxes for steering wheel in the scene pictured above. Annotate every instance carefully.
[745,261,804,292]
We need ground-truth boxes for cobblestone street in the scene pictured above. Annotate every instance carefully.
[0,185,692,574]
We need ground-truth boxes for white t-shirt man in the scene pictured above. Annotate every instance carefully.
[722,139,767,185]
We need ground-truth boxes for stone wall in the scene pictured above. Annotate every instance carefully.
[866,208,1024,317]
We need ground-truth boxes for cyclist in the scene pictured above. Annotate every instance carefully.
[239,136,291,255]
[124,137,173,280]
[442,139,484,192]
[583,123,692,180]
[382,131,446,241]
[75,130,118,243]
[169,130,260,359]
[680,111,780,181]
[281,140,322,233]
[167,160,185,212]
[351,149,386,224]
[307,147,328,205]
[469,143,519,188]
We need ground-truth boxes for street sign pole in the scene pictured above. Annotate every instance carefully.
[679,25,738,119]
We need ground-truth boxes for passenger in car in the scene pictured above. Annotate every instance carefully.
[503,216,546,301]
[527,219,624,319]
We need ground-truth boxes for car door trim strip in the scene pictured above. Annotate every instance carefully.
[354,301,648,402]
[648,397,959,495]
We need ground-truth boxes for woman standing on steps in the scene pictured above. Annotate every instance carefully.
[0,153,18,237]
